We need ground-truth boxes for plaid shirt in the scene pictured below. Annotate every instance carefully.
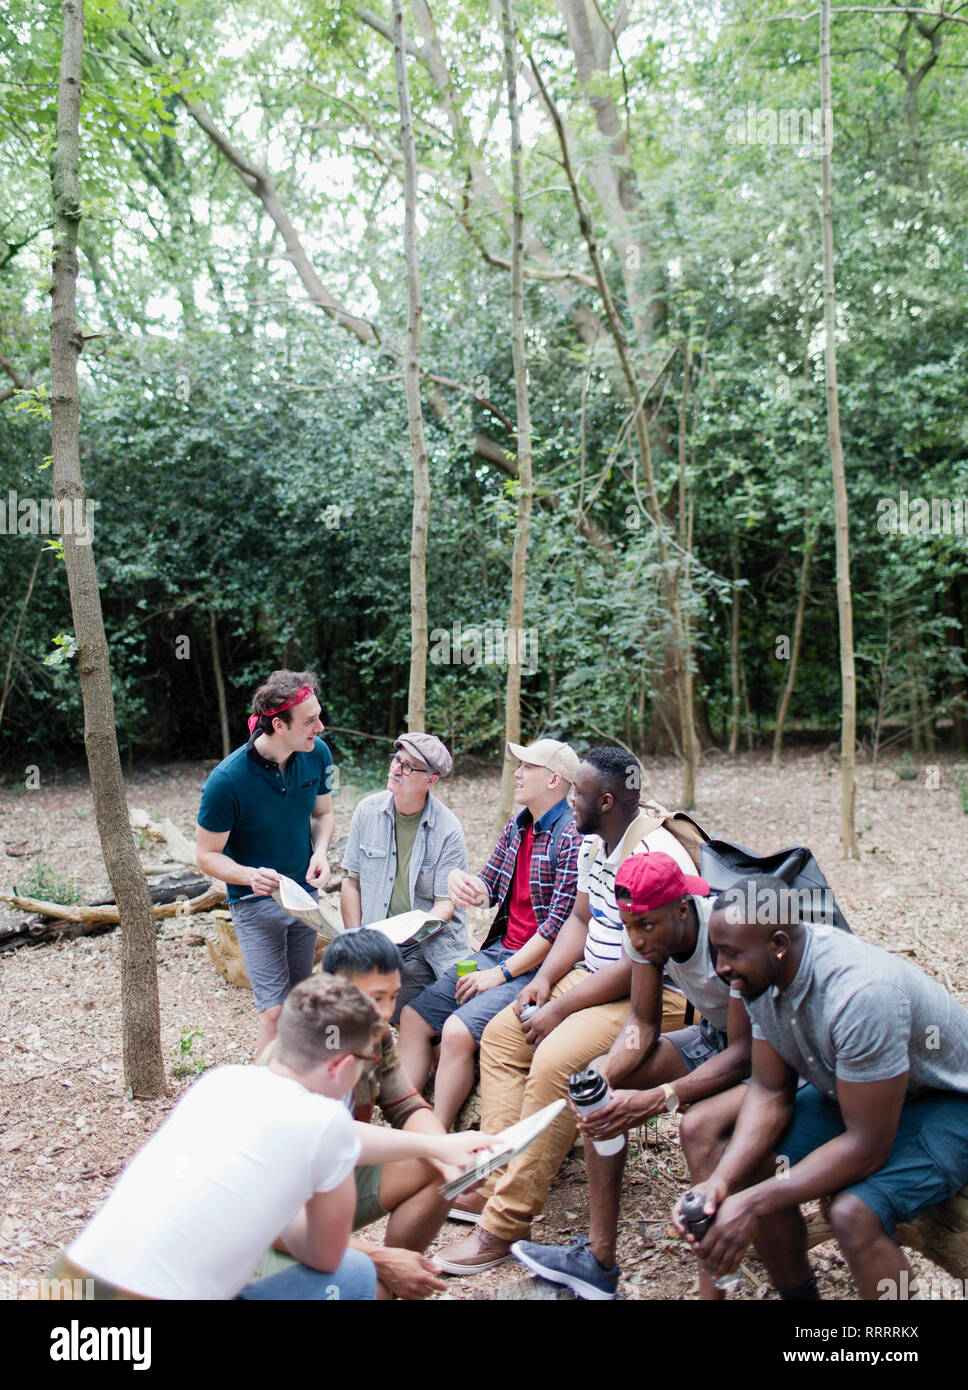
[353,1025,429,1129]
[478,798,580,949]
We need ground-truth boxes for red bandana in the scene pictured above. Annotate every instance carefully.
[248,685,313,734]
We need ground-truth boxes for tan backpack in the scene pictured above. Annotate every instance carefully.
[588,798,708,873]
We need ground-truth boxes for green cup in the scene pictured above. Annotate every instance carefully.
[455,959,477,1000]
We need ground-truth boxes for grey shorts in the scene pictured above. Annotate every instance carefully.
[665,1016,728,1072]
[229,896,318,1012]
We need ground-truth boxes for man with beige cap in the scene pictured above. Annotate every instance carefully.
[397,738,581,1129]
[341,731,469,1021]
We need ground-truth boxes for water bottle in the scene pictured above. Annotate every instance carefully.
[567,1067,626,1157]
[679,1190,740,1292]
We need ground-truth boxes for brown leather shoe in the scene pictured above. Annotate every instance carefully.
[447,1190,487,1223]
[433,1226,515,1274]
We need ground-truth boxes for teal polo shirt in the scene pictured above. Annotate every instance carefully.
[197,735,335,902]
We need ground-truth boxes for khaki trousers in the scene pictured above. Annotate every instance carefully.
[477,968,687,1242]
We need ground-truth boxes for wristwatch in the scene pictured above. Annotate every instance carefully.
[500,960,513,983]
[661,1083,680,1114]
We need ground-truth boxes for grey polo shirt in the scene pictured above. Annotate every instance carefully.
[341,790,469,977]
[747,927,968,1100]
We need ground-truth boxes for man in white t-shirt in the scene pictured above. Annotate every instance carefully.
[46,977,488,1301]
[435,746,696,1276]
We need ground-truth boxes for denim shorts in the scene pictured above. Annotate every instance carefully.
[665,1017,728,1072]
[780,1084,968,1236]
[229,896,318,1012]
[406,939,539,1045]
[239,1247,376,1301]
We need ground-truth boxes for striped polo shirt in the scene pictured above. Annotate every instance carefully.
[578,818,698,973]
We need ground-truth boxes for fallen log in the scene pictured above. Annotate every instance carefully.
[89,871,211,909]
[806,1191,968,1286]
[128,807,198,869]
[0,882,224,924]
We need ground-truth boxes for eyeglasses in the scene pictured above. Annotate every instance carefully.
[340,1049,381,1065]
[389,754,429,777]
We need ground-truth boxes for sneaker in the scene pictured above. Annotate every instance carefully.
[448,1190,487,1224]
[432,1226,515,1274]
[511,1236,619,1301]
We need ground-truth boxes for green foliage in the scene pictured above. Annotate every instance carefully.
[894,753,918,782]
[15,851,81,905]
[171,1026,211,1079]
[1,0,966,766]
[43,633,76,667]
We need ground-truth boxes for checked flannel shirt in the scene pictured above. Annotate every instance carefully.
[478,797,581,951]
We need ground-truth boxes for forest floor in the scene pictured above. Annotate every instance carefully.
[1,747,966,1303]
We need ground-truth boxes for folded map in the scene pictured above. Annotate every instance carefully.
[437,1100,568,1201]
[272,878,444,948]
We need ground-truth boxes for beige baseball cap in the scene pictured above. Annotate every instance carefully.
[507,738,580,784]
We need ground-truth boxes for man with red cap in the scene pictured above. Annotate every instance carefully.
[340,730,469,1022]
[196,670,336,1055]
[508,851,752,1299]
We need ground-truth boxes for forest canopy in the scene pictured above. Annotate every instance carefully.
[1,0,966,768]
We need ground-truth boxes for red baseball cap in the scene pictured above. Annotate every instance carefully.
[614,852,709,912]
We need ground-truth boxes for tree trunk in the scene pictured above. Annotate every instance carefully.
[495,0,534,832]
[728,538,742,756]
[677,338,700,807]
[948,578,968,750]
[209,610,230,759]
[50,0,166,1097]
[392,0,430,732]
[773,314,816,768]
[820,0,858,857]
[0,547,42,731]
[772,529,817,767]
[529,55,700,800]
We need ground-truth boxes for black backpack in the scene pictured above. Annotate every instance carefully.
[699,840,852,934]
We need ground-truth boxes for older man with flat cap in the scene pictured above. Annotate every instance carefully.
[397,739,582,1130]
[340,732,469,1022]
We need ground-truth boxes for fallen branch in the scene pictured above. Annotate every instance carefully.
[0,882,224,924]
[128,807,199,868]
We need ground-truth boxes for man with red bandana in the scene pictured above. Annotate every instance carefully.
[196,669,336,1054]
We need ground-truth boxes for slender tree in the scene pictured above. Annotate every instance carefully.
[50,0,166,1096]
[495,0,535,829]
[209,610,230,760]
[392,0,430,731]
[820,0,859,856]
[529,52,701,806]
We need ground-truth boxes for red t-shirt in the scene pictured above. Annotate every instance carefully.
[502,821,540,952]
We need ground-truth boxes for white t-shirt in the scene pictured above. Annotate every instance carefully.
[577,820,697,973]
[69,1065,360,1299]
